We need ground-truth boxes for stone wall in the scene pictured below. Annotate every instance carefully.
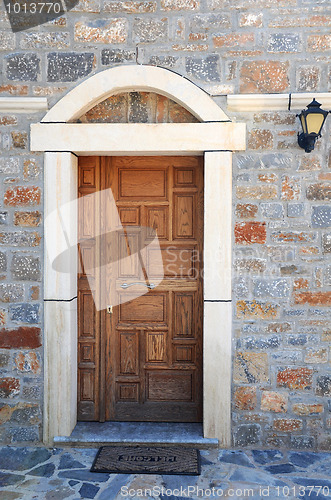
[0,0,330,447]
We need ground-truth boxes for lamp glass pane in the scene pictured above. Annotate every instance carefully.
[300,113,307,134]
[306,113,325,135]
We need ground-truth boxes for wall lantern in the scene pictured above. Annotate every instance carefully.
[297,99,329,153]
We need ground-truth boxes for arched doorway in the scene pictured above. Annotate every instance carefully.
[30,65,246,445]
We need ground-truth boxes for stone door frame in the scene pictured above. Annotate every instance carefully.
[30,65,246,445]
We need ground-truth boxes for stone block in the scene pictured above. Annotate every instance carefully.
[304,348,328,364]
[298,155,321,171]
[240,61,289,93]
[297,66,320,92]
[248,129,273,150]
[316,376,331,396]
[6,54,40,81]
[147,55,179,68]
[0,284,24,303]
[260,203,284,218]
[161,0,199,10]
[277,367,313,390]
[0,232,41,247]
[271,231,316,243]
[0,252,6,272]
[307,183,331,201]
[234,424,261,446]
[10,426,40,443]
[273,418,303,432]
[239,13,263,27]
[0,116,17,126]
[237,300,279,319]
[242,335,280,349]
[47,52,95,82]
[14,352,41,374]
[268,33,300,52]
[234,258,266,273]
[288,203,305,217]
[290,435,315,449]
[80,95,127,123]
[213,33,254,48]
[281,175,301,200]
[11,254,41,281]
[293,278,309,290]
[0,377,20,398]
[10,303,40,324]
[234,386,257,410]
[0,327,41,349]
[233,351,269,383]
[190,13,230,31]
[14,211,41,227]
[253,279,290,298]
[30,286,40,300]
[20,32,70,49]
[11,131,27,149]
[292,403,324,416]
[133,18,168,43]
[101,49,135,65]
[0,158,20,175]
[23,159,40,180]
[322,234,331,253]
[0,85,28,95]
[236,185,277,200]
[294,292,331,307]
[307,34,331,52]
[234,222,266,245]
[103,1,156,13]
[235,203,258,219]
[75,19,127,43]
[10,404,41,425]
[4,186,41,207]
[261,391,288,412]
[185,55,220,82]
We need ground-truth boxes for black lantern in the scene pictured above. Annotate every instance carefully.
[297,98,329,153]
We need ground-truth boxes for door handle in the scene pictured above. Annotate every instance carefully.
[120,282,156,290]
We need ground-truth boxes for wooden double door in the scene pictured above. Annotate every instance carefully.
[77,156,203,422]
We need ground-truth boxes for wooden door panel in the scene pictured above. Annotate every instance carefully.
[78,156,203,422]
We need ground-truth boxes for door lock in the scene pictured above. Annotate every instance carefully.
[107,305,113,314]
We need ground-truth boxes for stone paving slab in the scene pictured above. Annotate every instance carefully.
[0,446,331,499]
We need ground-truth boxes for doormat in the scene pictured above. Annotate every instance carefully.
[91,446,200,475]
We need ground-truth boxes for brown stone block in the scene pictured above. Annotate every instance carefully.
[261,391,288,412]
[0,116,17,126]
[293,278,309,290]
[248,129,273,150]
[292,403,324,416]
[14,211,42,227]
[234,386,257,410]
[236,185,277,200]
[298,156,321,171]
[240,60,289,93]
[306,183,331,201]
[236,300,280,319]
[277,367,313,390]
[299,246,319,255]
[0,378,20,398]
[213,33,254,48]
[234,351,269,384]
[281,175,301,200]
[234,222,267,245]
[239,13,263,27]
[273,418,303,432]
[271,231,315,243]
[11,132,28,149]
[235,203,258,219]
[103,1,157,13]
[75,19,128,44]
[294,292,331,307]
[188,33,208,41]
[0,85,28,96]
[80,94,127,123]
[0,327,41,349]
[4,187,41,207]
[258,173,278,183]
[14,352,41,374]
[308,35,331,52]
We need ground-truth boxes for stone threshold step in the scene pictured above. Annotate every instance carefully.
[54,422,219,449]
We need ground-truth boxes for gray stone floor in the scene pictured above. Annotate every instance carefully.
[1,446,331,499]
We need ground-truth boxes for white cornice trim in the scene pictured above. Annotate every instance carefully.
[0,97,48,113]
[227,92,331,112]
